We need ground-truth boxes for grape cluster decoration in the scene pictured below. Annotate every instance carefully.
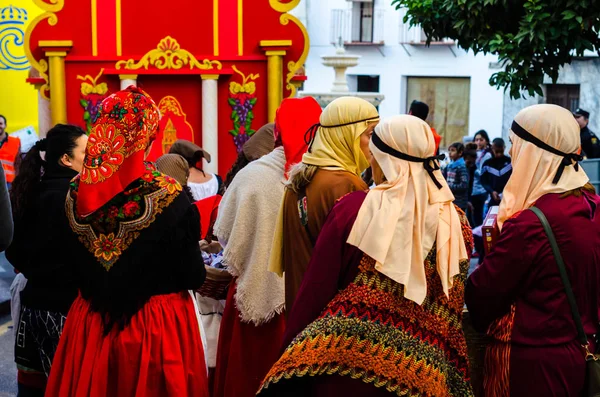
[77,69,109,134]
[228,66,260,153]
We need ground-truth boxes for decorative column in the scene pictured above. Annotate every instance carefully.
[201,75,219,174]
[39,41,73,126]
[260,40,292,122]
[119,74,138,90]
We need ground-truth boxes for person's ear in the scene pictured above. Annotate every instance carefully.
[60,153,72,168]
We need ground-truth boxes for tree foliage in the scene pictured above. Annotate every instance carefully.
[392,0,600,99]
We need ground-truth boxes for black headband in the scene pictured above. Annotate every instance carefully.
[511,121,583,184]
[304,116,380,153]
[371,132,446,189]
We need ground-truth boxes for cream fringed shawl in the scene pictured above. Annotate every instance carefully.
[213,147,286,325]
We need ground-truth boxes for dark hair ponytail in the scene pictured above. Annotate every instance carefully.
[10,124,86,219]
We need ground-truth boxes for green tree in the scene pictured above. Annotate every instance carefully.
[392,0,600,98]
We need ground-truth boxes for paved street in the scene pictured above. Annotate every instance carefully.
[0,315,16,397]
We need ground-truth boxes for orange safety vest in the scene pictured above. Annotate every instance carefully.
[0,136,20,183]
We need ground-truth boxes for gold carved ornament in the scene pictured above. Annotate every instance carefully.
[229,65,259,96]
[77,68,108,96]
[268,0,309,98]
[24,0,66,100]
[116,36,222,71]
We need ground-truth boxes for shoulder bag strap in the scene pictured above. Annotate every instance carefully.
[297,185,316,246]
[529,206,589,347]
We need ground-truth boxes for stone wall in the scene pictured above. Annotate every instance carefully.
[502,58,600,140]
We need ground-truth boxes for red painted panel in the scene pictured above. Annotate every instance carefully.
[120,0,215,57]
[218,0,238,56]
[97,0,117,56]
[137,75,203,159]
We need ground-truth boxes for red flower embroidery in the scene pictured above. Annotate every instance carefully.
[92,233,123,270]
[156,175,182,195]
[123,201,140,217]
[141,172,154,183]
[81,124,126,184]
[108,206,119,219]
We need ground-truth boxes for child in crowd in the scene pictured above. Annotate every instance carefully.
[443,142,469,212]
[463,149,477,226]
[481,138,512,206]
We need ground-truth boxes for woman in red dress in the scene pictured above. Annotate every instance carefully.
[45,86,209,397]
[212,97,322,397]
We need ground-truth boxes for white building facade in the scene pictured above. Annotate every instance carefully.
[293,0,506,147]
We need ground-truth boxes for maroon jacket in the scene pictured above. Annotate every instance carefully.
[467,191,600,345]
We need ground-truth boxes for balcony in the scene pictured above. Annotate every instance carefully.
[330,8,385,46]
[398,23,454,46]
[397,8,454,46]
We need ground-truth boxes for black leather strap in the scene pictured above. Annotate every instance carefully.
[512,121,582,184]
[371,132,446,189]
[529,206,588,346]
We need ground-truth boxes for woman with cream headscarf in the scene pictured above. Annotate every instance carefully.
[466,104,600,397]
[259,115,473,397]
[269,96,379,313]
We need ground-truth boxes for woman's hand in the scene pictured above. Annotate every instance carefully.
[199,239,222,254]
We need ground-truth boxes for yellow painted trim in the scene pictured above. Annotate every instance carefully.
[265,50,286,56]
[91,0,98,56]
[115,36,222,71]
[280,13,309,98]
[268,0,300,13]
[201,74,220,80]
[213,0,219,56]
[24,0,66,100]
[119,74,138,80]
[38,40,73,47]
[158,96,196,146]
[237,0,243,56]
[116,0,122,56]
[45,51,68,57]
[260,40,292,47]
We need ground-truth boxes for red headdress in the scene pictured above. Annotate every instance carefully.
[274,97,322,175]
[77,86,161,216]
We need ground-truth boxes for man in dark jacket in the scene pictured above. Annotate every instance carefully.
[574,108,600,159]
[481,138,512,207]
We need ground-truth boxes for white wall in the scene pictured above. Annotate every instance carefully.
[299,0,505,140]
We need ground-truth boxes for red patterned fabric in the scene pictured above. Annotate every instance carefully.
[77,86,161,216]
[46,293,209,397]
[275,97,322,175]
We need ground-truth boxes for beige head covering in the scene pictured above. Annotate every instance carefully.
[243,123,275,161]
[347,115,468,305]
[302,96,379,176]
[498,104,589,229]
[156,154,189,186]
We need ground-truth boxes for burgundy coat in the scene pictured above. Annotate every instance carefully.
[466,191,600,396]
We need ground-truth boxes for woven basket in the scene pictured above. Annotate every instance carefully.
[196,265,232,300]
